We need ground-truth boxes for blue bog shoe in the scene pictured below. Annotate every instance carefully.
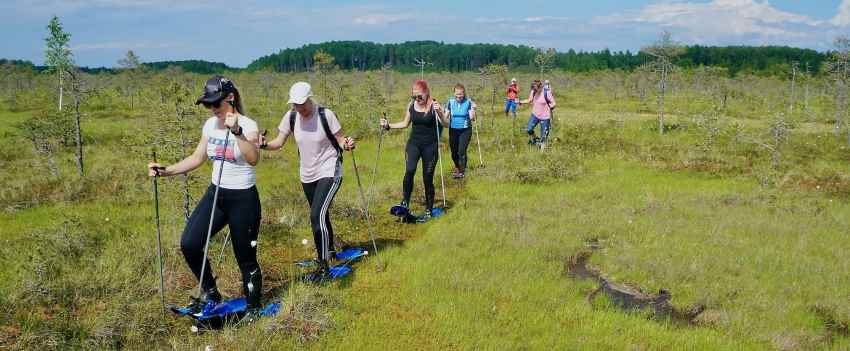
[187,287,222,316]
[390,201,410,217]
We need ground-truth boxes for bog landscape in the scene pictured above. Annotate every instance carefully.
[2,12,850,351]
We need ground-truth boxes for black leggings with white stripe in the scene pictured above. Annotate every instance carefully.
[302,176,342,261]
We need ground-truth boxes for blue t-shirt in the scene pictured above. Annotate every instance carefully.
[446,98,473,129]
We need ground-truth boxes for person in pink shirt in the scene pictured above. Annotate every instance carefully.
[261,82,356,279]
[504,78,519,118]
[519,80,556,147]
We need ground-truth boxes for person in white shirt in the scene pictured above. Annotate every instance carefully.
[147,75,263,320]
[261,82,355,279]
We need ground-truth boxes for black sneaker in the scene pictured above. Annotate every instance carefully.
[239,307,263,324]
[390,201,410,216]
[187,287,222,316]
[416,211,433,223]
[304,260,331,282]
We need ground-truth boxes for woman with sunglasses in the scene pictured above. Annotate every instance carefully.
[380,80,450,220]
[147,75,264,321]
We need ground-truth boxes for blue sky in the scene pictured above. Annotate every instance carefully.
[2,0,848,68]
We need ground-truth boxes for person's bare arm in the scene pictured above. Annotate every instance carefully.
[262,130,288,151]
[382,102,412,130]
[433,100,450,126]
[148,136,207,177]
[334,131,355,151]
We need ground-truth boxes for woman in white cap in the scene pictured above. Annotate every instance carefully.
[147,75,264,320]
[261,82,355,279]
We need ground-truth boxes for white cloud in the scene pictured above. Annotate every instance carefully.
[353,13,412,26]
[832,0,850,26]
[597,0,822,39]
[475,16,571,24]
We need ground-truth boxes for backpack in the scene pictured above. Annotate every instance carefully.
[288,106,343,160]
[543,87,555,111]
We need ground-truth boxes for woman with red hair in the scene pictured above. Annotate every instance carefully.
[380,80,450,220]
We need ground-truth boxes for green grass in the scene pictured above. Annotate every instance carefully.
[2,71,850,350]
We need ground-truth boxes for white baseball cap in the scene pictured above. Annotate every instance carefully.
[511,78,517,82]
[287,82,313,104]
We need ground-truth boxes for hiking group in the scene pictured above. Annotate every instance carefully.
[146,74,555,325]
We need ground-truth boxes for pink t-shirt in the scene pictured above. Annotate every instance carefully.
[528,89,555,119]
[278,106,342,183]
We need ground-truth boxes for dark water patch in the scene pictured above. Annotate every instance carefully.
[565,249,705,326]
[811,305,850,344]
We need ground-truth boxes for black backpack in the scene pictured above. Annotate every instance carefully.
[288,106,343,160]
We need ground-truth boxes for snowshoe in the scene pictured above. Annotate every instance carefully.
[171,297,281,331]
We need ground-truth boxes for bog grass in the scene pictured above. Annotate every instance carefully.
[1,70,849,350]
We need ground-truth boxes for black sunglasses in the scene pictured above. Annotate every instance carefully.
[202,99,225,109]
[411,94,426,100]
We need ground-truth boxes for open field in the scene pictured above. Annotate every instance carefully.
[1,69,849,350]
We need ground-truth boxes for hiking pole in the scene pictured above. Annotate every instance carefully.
[470,97,485,169]
[152,151,166,313]
[368,112,386,202]
[474,115,484,168]
[215,230,231,266]
[197,121,231,297]
[433,100,447,209]
[350,148,381,270]
[214,129,267,266]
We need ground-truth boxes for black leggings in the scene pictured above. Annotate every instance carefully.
[449,127,472,171]
[302,174,342,261]
[181,184,262,307]
[403,141,438,211]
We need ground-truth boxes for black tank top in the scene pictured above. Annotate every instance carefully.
[408,102,441,145]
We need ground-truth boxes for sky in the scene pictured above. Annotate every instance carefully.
[1,0,848,68]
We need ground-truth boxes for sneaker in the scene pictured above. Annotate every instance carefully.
[187,287,222,316]
[304,260,331,282]
[415,212,432,223]
[239,307,263,324]
[390,201,410,216]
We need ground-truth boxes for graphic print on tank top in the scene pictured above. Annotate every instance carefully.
[207,136,237,162]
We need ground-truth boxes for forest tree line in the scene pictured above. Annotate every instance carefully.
[2,41,829,77]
